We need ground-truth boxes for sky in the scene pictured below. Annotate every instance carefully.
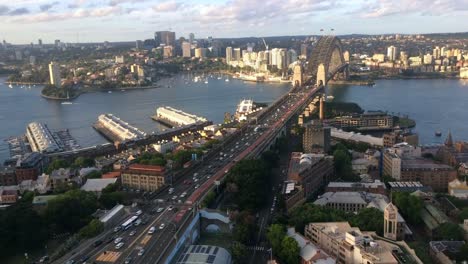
[0,0,468,44]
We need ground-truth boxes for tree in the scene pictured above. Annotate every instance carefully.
[79,219,104,238]
[288,203,348,233]
[434,223,465,241]
[267,224,286,254]
[458,208,468,222]
[393,192,423,224]
[333,145,357,181]
[99,191,126,209]
[230,242,248,264]
[46,158,71,174]
[350,208,384,236]
[73,157,95,168]
[86,170,102,179]
[279,236,300,264]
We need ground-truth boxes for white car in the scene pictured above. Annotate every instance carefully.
[194,184,200,189]
[168,205,174,211]
[129,231,136,236]
[138,248,145,256]
[148,227,156,234]
[156,207,164,213]
[159,223,165,230]
[135,210,142,216]
[115,242,125,249]
[172,195,178,200]
[114,237,123,244]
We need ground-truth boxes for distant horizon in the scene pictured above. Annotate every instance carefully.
[1,0,468,44]
[3,31,468,46]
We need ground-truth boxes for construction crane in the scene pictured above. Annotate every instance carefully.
[262,38,269,51]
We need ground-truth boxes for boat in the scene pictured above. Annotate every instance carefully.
[121,89,125,92]
[217,76,222,80]
[435,131,442,137]
[8,84,13,89]
[225,79,229,82]
[326,95,335,100]
[204,79,209,84]
[108,91,112,94]
[61,102,73,105]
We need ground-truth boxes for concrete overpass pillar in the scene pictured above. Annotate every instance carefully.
[316,63,326,86]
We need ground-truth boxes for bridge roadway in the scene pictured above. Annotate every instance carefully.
[55,84,321,264]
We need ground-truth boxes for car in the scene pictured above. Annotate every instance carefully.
[115,242,125,249]
[65,260,75,264]
[194,184,200,189]
[124,257,133,264]
[138,248,145,256]
[129,230,136,236]
[93,240,103,247]
[172,195,178,200]
[134,219,142,226]
[168,188,174,194]
[114,226,121,232]
[135,210,142,216]
[168,205,174,211]
[156,207,164,213]
[114,237,123,244]
[39,255,49,263]
[148,226,156,234]
[159,223,165,229]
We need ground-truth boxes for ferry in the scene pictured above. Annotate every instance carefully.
[326,95,335,101]
[225,78,230,82]
[61,102,73,105]
[435,131,442,137]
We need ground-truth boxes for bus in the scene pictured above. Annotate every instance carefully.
[121,215,138,230]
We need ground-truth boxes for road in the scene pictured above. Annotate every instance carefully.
[53,84,320,264]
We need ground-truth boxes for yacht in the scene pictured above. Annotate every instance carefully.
[61,102,73,105]
[8,84,13,89]
[225,78,230,82]
[108,91,112,94]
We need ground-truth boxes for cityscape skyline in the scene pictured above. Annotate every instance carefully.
[1,0,468,43]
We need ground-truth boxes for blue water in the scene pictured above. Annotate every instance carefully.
[0,74,291,162]
[329,79,468,145]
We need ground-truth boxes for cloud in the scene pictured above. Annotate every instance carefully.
[0,5,10,15]
[109,0,148,6]
[40,1,59,12]
[10,6,122,23]
[152,0,182,12]
[8,7,29,15]
[360,0,468,18]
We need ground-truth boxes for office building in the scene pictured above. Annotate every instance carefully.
[29,55,36,65]
[233,48,241,61]
[225,47,232,64]
[121,164,168,192]
[15,50,22,60]
[194,48,207,59]
[325,180,387,195]
[54,39,60,47]
[286,228,336,264]
[326,112,393,130]
[383,130,419,147]
[38,39,42,46]
[182,42,191,58]
[15,152,47,182]
[303,120,331,153]
[305,222,401,264]
[287,152,335,199]
[135,40,143,50]
[163,45,173,58]
[155,31,176,46]
[387,46,397,61]
[383,143,457,192]
[189,33,195,44]
[48,61,61,88]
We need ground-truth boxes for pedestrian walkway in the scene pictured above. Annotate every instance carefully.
[95,251,121,262]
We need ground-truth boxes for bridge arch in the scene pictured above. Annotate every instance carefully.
[308,36,348,85]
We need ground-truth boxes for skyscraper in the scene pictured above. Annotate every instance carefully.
[233,48,241,62]
[182,42,191,58]
[38,39,42,46]
[48,62,61,88]
[155,31,176,46]
[189,33,195,44]
[226,47,232,64]
[433,46,441,59]
[136,40,143,50]
[387,46,397,61]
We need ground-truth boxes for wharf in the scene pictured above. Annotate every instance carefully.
[5,135,31,158]
[93,123,122,144]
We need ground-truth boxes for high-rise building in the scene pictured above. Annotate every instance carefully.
[194,48,206,59]
[300,43,309,58]
[233,48,241,61]
[387,45,397,61]
[48,62,61,88]
[423,54,433,65]
[154,31,176,46]
[29,56,36,65]
[182,42,191,58]
[15,50,22,61]
[54,39,60,47]
[135,40,143,50]
[189,33,195,44]
[38,39,42,46]
[303,121,331,153]
[163,45,173,58]
[226,47,232,64]
[433,46,441,59]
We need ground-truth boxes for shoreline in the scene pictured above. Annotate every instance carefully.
[40,84,163,100]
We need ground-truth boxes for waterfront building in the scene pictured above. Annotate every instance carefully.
[182,42,191,58]
[15,152,47,182]
[433,46,441,59]
[423,54,433,65]
[286,227,336,264]
[387,46,397,61]
[326,112,393,131]
[383,143,456,192]
[152,140,177,154]
[303,120,331,154]
[372,53,385,62]
[287,152,335,200]
[194,48,207,59]
[233,48,241,62]
[226,47,232,64]
[383,130,419,147]
[304,222,400,264]
[26,122,62,153]
[461,67,468,78]
[121,164,168,192]
[95,114,147,142]
[436,133,468,166]
[48,61,61,88]
[155,106,207,127]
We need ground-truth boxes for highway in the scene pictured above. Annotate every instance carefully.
[54,84,321,264]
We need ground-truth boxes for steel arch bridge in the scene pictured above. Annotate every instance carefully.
[307,35,349,86]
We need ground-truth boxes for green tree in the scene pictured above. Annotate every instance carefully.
[73,157,95,168]
[333,144,358,181]
[350,208,384,236]
[393,192,423,224]
[46,158,71,174]
[230,242,248,264]
[434,223,465,241]
[86,170,102,179]
[78,219,104,238]
[279,236,300,264]
[267,224,286,254]
[99,192,126,209]
[458,208,468,222]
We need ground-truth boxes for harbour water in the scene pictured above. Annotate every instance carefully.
[329,79,468,145]
[2,76,468,163]
[0,74,291,162]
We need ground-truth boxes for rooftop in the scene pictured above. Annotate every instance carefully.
[81,178,117,192]
[287,227,336,263]
[327,180,386,189]
[401,158,455,170]
[175,245,232,264]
